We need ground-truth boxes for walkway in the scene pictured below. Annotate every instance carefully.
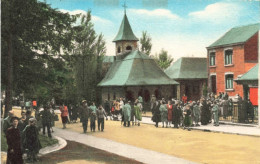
[141,117,260,137]
[52,127,196,164]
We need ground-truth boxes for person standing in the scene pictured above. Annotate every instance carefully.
[159,100,168,128]
[25,100,31,111]
[104,100,110,116]
[79,100,90,133]
[23,118,42,163]
[200,98,208,125]
[32,100,37,111]
[183,105,192,131]
[90,102,97,132]
[40,106,52,138]
[6,116,24,164]
[182,94,187,104]
[96,105,107,131]
[122,101,131,127]
[135,99,142,126]
[212,101,219,126]
[20,100,25,111]
[3,110,15,135]
[152,100,161,128]
[172,101,179,128]
[60,104,68,129]
[193,101,200,126]
[166,100,173,127]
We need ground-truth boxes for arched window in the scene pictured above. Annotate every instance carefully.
[126,45,132,51]
[117,46,121,53]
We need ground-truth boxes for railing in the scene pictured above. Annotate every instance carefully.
[219,103,258,124]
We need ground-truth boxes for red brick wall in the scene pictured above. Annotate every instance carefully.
[208,45,246,98]
[244,33,258,61]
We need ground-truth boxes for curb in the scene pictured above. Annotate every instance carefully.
[189,127,260,138]
[39,136,67,156]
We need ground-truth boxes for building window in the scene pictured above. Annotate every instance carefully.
[225,74,233,89]
[209,52,215,66]
[126,45,132,51]
[224,49,233,65]
[117,46,121,53]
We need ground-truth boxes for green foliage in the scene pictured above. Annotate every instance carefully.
[72,11,106,104]
[153,49,174,70]
[1,0,76,107]
[140,31,152,56]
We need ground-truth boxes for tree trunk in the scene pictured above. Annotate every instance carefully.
[4,33,13,118]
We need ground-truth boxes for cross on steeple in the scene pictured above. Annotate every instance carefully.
[122,1,127,14]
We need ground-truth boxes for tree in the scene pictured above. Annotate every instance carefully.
[72,11,106,104]
[153,49,174,70]
[140,31,152,56]
[1,0,76,116]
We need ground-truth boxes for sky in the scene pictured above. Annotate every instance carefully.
[44,0,259,61]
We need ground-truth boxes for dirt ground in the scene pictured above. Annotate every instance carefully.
[55,118,260,164]
[7,108,260,164]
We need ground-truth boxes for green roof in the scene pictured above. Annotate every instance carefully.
[103,56,115,63]
[165,57,208,80]
[113,14,139,42]
[98,50,178,86]
[208,23,260,48]
[237,64,258,81]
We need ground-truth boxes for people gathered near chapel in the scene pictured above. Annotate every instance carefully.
[1,91,256,163]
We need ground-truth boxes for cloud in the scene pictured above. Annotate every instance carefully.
[59,9,113,26]
[129,9,181,20]
[189,2,242,24]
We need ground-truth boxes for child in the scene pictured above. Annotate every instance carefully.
[23,118,42,162]
[96,105,107,132]
[90,111,97,132]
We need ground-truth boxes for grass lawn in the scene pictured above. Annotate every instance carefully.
[1,132,58,152]
[38,140,141,164]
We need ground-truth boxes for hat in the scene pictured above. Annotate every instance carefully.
[29,118,36,123]
[10,116,19,122]
[8,110,14,115]
[82,100,87,103]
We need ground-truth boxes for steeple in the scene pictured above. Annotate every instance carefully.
[113,14,139,42]
[113,11,139,55]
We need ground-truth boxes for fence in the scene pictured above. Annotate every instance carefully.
[219,103,258,124]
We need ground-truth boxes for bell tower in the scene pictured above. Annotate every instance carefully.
[113,3,139,55]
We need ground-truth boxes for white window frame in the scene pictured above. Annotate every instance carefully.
[224,48,233,66]
[225,72,234,90]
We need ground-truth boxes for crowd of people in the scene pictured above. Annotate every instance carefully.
[1,92,256,163]
[150,92,256,130]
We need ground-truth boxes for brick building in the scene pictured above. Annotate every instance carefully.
[206,23,259,98]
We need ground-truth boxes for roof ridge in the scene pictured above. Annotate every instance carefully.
[232,22,260,29]
[239,63,258,78]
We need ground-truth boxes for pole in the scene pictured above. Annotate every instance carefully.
[258,30,260,128]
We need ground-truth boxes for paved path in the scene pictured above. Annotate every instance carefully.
[141,117,260,137]
[52,127,196,164]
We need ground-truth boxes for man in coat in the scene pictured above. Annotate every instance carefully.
[152,100,161,128]
[79,100,90,133]
[39,106,52,138]
[6,116,24,164]
[3,110,14,135]
[23,118,42,162]
[122,101,131,127]
[212,101,219,126]
[193,101,200,126]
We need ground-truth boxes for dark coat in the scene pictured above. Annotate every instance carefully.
[152,102,161,123]
[23,125,42,153]
[6,127,23,164]
[172,105,180,124]
[40,109,52,125]
[200,101,209,125]
[79,105,90,122]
